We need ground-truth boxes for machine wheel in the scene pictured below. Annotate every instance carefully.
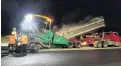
[30,43,42,53]
[34,44,42,52]
[103,41,108,48]
[97,41,102,48]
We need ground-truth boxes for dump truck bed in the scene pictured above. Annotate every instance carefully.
[57,16,105,39]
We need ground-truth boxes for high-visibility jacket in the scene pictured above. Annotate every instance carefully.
[11,31,17,39]
[9,35,16,44]
[20,35,28,44]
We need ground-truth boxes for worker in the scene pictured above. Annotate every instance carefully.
[11,28,17,39]
[11,28,18,50]
[19,33,28,56]
[8,34,16,54]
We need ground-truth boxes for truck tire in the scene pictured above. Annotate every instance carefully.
[103,41,108,48]
[97,41,102,48]
[115,42,119,47]
[75,42,80,48]
[119,42,121,47]
[115,42,121,47]
[93,41,98,48]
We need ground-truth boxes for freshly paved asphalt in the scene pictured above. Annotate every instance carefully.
[1,48,121,66]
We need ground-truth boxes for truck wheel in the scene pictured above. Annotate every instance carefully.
[75,43,80,48]
[119,43,121,47]
[115,42,119,47]
[115,42,121,47]
[93,41,98,48]
[97,41,102,48]
[103,41,108,48]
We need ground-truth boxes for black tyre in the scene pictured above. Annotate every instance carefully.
[103,41,108,48]
[97,41,102,48]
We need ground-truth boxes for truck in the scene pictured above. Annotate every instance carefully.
[83,32,121,48]
[26,16,105,52]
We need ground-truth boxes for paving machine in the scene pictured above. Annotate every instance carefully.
[26,16,105,52]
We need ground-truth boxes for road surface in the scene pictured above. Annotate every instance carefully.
[1,48,121,66]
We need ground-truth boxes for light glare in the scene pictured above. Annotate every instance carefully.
[25,14,33,20]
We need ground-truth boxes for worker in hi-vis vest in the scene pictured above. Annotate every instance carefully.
[8,34,16,54]
[11,28,17,39]
[19,33,28,56]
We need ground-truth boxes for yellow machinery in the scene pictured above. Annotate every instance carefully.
[25,14,53,29]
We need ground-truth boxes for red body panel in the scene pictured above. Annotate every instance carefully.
[104,32,120,42]
[84,38,102,45]
[69,32,121,46]
[84,32,121,45]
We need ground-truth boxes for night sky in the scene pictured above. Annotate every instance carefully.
[1,0,121,36]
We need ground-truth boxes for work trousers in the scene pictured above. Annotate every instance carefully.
[8,44,15,54]
[21,44,27,56]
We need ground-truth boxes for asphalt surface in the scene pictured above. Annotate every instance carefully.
[1,48,121,66]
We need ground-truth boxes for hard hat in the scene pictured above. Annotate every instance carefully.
[13,28,16,30]
[13,28,16,29]
[11,33,15,35]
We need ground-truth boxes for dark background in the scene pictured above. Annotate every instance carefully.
[1,0,121,36]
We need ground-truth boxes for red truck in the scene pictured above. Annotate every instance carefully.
[84,31,121,48]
